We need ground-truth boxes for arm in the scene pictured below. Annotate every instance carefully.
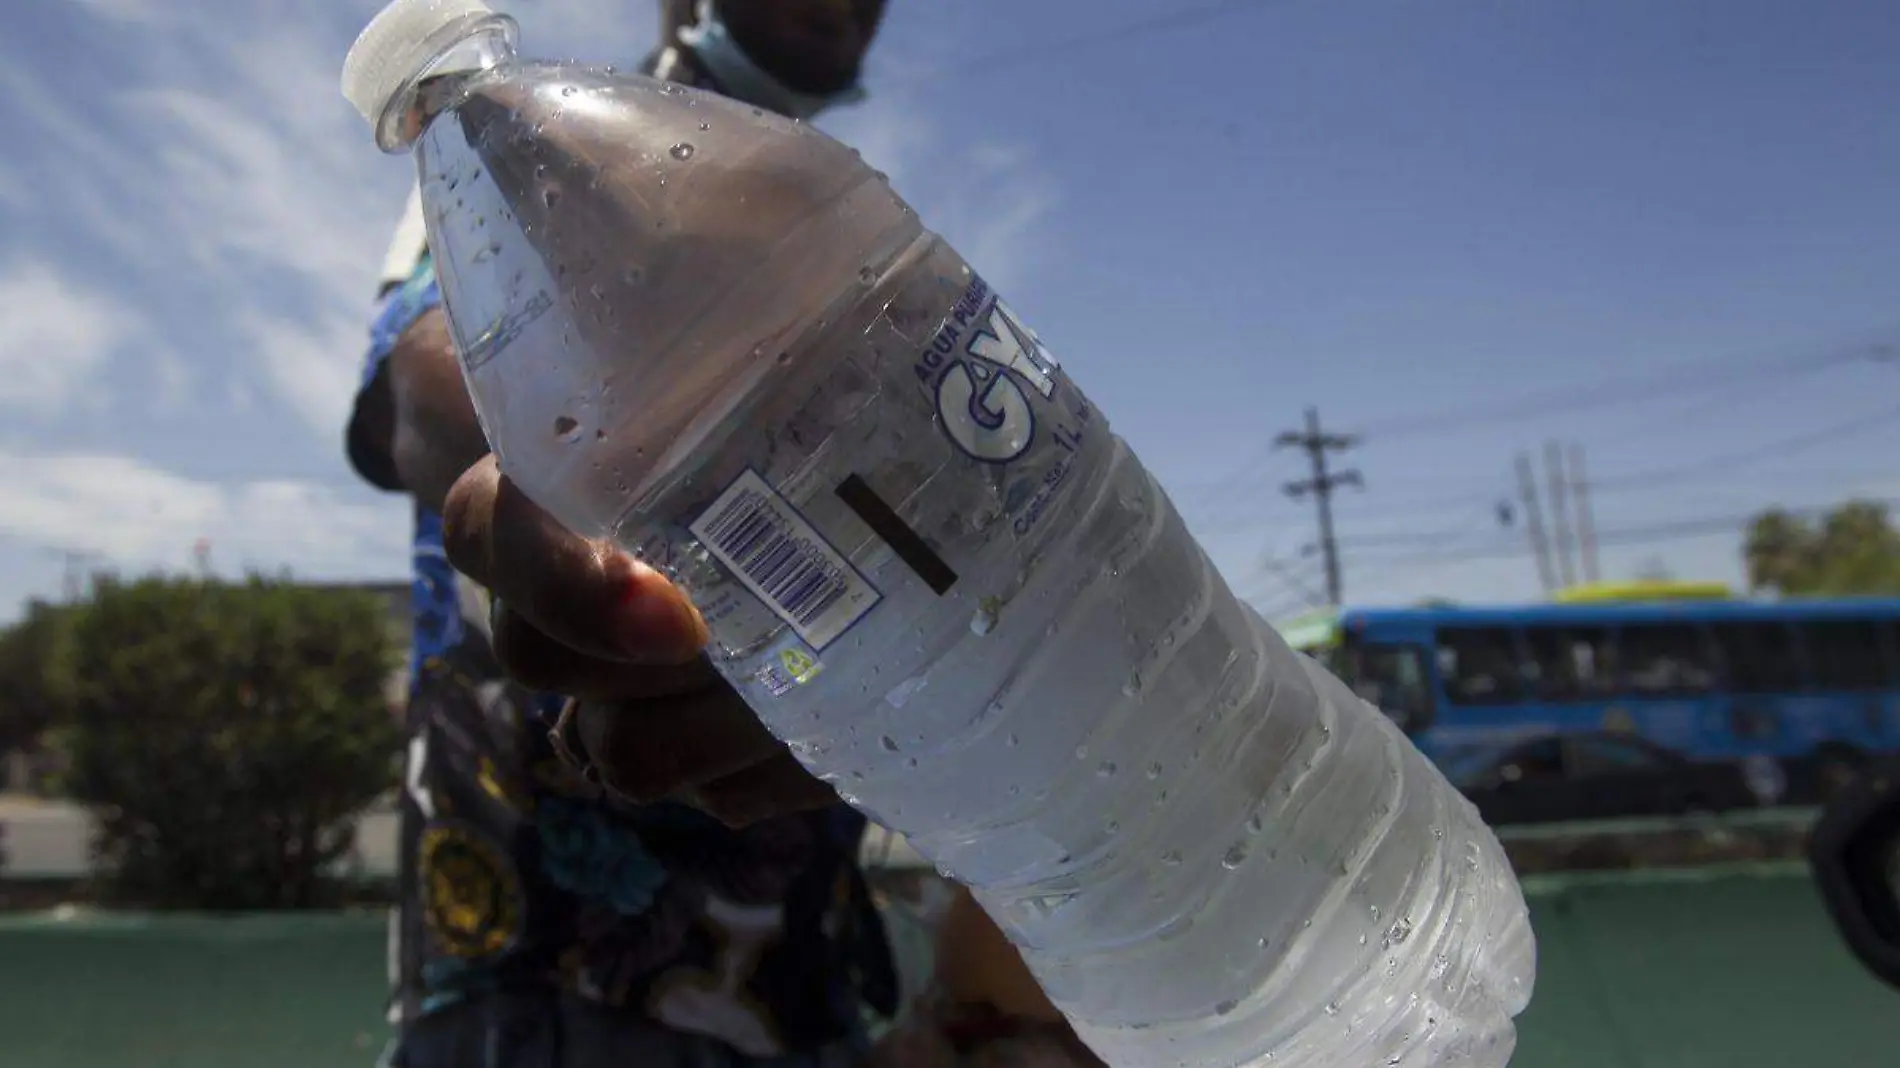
[345,285,489,514]
[933,888,1064,1024]
[859,886,1104,1068]
[383,309,490,513]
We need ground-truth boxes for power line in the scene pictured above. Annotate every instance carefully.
[1172,325,1899,511]
[1326,402,1900,539]
[1352,328,1900,442]
[1337,503,1514,595]
[1351,497,1900,569]
[1591,404,1900,491]
[890,0,1296,84]
[1239,551,1326,611]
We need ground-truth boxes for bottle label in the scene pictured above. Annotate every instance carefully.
[913,278,1062,466]
[688,467,883,652]
[909,275,1094,544]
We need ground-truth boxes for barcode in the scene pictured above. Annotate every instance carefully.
[690,470,879,650]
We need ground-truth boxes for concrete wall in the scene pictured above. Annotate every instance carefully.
[0,866,1892,1068]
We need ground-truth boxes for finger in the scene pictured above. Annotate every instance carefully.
[441,455,707,664]
[686,753,842,829]
[573,686,786,804]
[491,602,721,701]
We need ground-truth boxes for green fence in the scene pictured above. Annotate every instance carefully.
[1,865,1895,1067]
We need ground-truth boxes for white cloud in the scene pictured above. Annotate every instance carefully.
[62,0,172,26]
[0,0,1061,616]
[0,261,142,413]
[0,450,408,577]
[26,0,1058,444]
[822,100,1059,298]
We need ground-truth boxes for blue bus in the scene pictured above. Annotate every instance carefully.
[1278,590,1900,805]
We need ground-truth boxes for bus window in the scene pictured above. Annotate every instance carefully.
[1522,625,1615,701]
[1617,623,1718,696]
[1437,626,1526,705]
[1343,644,1432,731]
[1801,619,1892,691]
[1710,622,1802,693]
[1731,704,1781,741]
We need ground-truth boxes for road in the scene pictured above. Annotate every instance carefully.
[0,796,929,879]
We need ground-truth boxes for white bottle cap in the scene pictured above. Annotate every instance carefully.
[341,0,504,129]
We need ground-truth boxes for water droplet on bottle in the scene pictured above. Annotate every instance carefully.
[1146,762,1163,779]
[561,86,576,97]
[1247,810,1266,834]
[1097,761,1117,778]
[1104,820,1120,834]
[1389,917,1414,944]
[858,266,877,285]
[1214,999,1238,1017]
[1007,733,1020,747]
[1256,935,1270,950]
[1121,671,1142,697]
[1324,1002,1341,1017]
[1160,849,1182,866]
[1358,933,1368,946]
[670,142,695,161]
[542,188,561,208]
[552,415,581,441]
[905,757,918,769]
[698,121,710,131]
[879,735,899,752]
[1222,844,1248,869]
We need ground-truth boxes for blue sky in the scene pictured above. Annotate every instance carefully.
[1,0,1897,621]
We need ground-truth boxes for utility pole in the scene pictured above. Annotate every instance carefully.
[1514,453,1556,595]
[1568,442,1602,584]
[1277,407,1362,606]
[1544,440,1577,589]
[42,548,103,602]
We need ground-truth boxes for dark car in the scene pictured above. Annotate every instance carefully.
[1446,732,1758,826]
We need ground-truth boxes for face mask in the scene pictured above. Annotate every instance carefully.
[673,0,868,121]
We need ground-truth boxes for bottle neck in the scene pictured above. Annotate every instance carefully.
[377,20,517,152]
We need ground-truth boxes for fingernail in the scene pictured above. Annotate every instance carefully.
[616,591,683,660]
[613,559,696,661]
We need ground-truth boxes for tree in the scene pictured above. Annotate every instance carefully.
[0,600,79,761]
[59,574,402,909]
[1744,501,1900,596]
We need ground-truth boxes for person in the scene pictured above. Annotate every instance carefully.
[347,2,1101,1066]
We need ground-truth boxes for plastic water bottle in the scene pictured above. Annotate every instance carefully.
[341,2,1536,1064]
